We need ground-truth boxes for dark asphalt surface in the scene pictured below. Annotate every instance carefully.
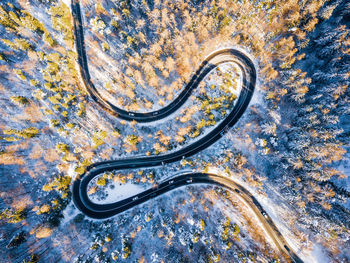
[71,1,303,262]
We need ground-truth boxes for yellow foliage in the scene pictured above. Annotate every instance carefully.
[36,227,53,239]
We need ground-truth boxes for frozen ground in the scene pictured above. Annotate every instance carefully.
[89,180,146,204]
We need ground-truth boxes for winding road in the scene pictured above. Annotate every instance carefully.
[71,1,303,262]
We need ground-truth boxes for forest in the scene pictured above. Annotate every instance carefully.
[0,0,349,262]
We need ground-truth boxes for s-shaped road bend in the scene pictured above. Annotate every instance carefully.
[71,1,303,262]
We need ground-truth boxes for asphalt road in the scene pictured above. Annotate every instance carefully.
[71,1,303,262]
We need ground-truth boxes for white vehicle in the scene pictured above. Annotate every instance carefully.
[169,180,174,185]
[132,196,139,201]
[129,113,135,116]
[186,179,193,183]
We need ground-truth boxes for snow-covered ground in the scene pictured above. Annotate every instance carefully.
[89,181,145,204]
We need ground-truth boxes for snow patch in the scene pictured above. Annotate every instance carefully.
[61,203,80,225]
[90,181,145,204]
[62,0,71,9]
